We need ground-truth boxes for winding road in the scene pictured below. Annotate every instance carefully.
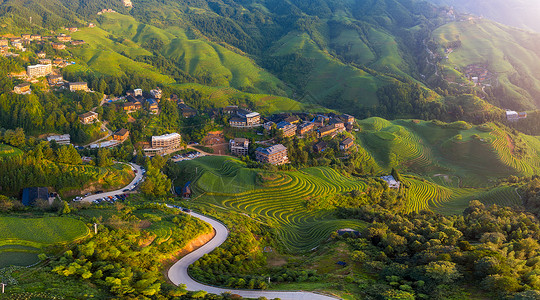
[81,162,144,203]
[168,212,341,300]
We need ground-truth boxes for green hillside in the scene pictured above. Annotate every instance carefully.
[80,13,289,96]
[174,156,367,252]
[0,216,89,267]
[433,19,540,109]
[356,118,540,187]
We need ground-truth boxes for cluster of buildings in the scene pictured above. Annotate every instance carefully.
[1,32,83,57]
[120,88,160,114]
[262,113,355,139]
[226,112,357,165]
[506,110,527,122]
[463,64,495,87]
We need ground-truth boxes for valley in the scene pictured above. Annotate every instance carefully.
[1,0,540,299]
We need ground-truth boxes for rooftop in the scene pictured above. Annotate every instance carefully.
[152,132,181,141]
[341,137,354,145]
[257,144,287,155]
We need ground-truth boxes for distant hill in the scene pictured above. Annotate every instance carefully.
[432,19,540,109]
[427,0,540,32]
[3,0,540,116]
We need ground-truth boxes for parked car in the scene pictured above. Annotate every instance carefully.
[122,189,129,192]
[182,208,192,213]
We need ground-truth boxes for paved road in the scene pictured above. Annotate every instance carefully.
[81,163,143,203]
[168,212,341,300]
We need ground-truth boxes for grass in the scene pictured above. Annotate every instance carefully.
[0,216,89,268]
[176,156,367,252]
[85,13,289,96]
[0,144,23,157]
[0,217,89,249]
[271,32,383,108]
[433,19,540,109]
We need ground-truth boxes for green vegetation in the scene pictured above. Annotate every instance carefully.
[0,216,89,268]
[0,216,89,248]
[0,144,22,157]
[357,118,540,186]
[171,156,367,252]
[434,19,540,109]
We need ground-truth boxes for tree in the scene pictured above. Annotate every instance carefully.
[424,261,461,284]
[97,148,113,167]
[60,201,71,215]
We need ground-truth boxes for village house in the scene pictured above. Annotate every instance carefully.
[317,125,337,138]
[263,121,275,131]
[340,114,355,124]
[276,121,297,138]
[229,109,261,128]
[53,58,64,66]
[229,138,250,156]
[79,111,98,124]
[46,134,70,145]
[27,64,52,78]
[21,34,31,40]
[71,40,85,46]
[146,99,159,114]
[313,115,327,127]
[13,83,31,95]
[179,103,197,118]
[52,43,66,50]
[57,35,71,42]
[297,122,314,135]
[113,129,130,142]
[506,110,527,122]
[38,58,52,65]
[150,87,162,99]
[66,27,78,32]
[381,175,400,189]
[123,100,142,112]
[37,52,46,58]
[48,74,63,85]
[181,182,192,198]
[223,105,239,114]
[0,39,8,46]
[283,115,300,124]
[31,34,41,41]
[256,144,289,165]
[339,138,354,151]
[69,82,89,92]
[313,141,328,153]
[11,41,23,50]
[329,118,345,131]
[124,0,133,7]
[88,23,96,28]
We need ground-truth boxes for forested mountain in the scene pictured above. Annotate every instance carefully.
[3,0,540,117]
[427,0,540,32]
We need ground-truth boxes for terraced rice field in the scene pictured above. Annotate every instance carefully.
[403,178,453,213]
[190,165,368,252]
[475,185,522,207]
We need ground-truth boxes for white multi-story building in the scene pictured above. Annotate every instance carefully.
[27,64,52,78]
